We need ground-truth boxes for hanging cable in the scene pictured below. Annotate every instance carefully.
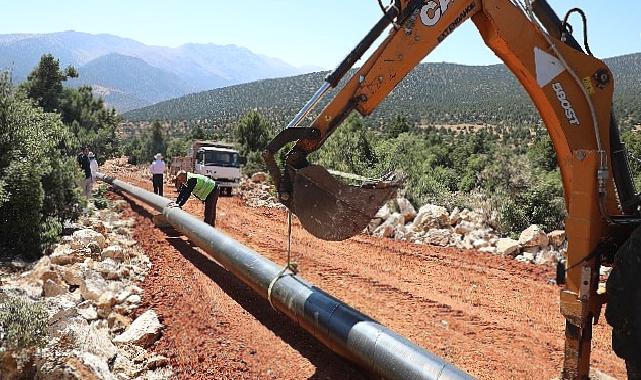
[561,8,593,56]
[377,0,400,29]
[267,210,298,310]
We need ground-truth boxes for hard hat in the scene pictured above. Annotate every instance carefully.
[154,153,163,160]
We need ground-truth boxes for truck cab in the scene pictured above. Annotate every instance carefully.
[194,145,244,196]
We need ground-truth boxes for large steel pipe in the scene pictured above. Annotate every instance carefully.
[97,173,474,380]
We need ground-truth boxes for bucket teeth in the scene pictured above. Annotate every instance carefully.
[289,165,401,241]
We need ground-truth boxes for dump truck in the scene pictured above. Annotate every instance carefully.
[171,140,246,196]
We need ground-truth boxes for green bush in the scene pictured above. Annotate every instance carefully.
[0,297,48,351]
[0,73,81,259]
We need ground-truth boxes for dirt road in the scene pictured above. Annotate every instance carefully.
[110,174,626,379]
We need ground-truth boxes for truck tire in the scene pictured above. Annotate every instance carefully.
[605,225,641,380]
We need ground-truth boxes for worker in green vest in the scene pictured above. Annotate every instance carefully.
[172,170,219,227]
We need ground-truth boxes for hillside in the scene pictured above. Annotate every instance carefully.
[68,54,193,111]
[123,53,641,131]
[0,31,318,111]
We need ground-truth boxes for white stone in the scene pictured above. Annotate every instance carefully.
[96,292,117,318]
[448,207,461,226]
[479,246,496,254]
[80,271,110,302]
[519,225,549,248]
[96,258,122,280]
[126,294,142,305]
[472,239,489,249]
[77,301,99,321]
[102,245,125,261]
[548,230,566,248]
[495,238,521,256]
[113,310,162,348]
[366,218,383,234]
[251,172,268,183]
[522,251,535,262]
[62,264,85,286]
[453,220,476,235]
[375,203,391,220]
[79,352,117,380]
[50,245,85,266]
[373,213,404,238]
[396,198,417,222]
[534,248,558,265]
[411,204,449,232]
[72,229,107,249]
[424,229,452,247]
[43,279,68,297]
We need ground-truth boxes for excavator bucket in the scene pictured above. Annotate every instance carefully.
[289,165,401,241]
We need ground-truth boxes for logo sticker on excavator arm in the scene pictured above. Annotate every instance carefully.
[419,0,453,27]
[582,76,596,95]
[552,82,580,126]
[534,47,565,87]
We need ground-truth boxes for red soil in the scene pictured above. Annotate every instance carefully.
[109,174,626,379]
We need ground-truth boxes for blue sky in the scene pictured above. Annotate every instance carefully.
[2,1,640,69]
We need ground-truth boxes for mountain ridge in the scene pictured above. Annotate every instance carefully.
[0,31,320,111]
[122,52,641,131]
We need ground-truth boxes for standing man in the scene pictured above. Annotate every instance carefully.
[172,171,219,227]
[77,147,92,198]
[149,153,166,196]
[88,152,98,181]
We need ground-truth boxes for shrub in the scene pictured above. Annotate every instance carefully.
[0,297,48,351]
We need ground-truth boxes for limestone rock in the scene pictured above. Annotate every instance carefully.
[534,248,558,265]
[72,229,107,249]
[62,265,85,286]
[107,312,132,332]
[548,230,566,248]
[472,239,489,249]
[518,225,549,248]
[96,292,117,318]
[113,310,163,348]
[453,220,475,235]
[479,246,496,254]
[77,301,98,321]
[80,271,110,302]
[50,245,85,266]
[146,355,169,370]
[411,204,449,232]
[396,197,417,222]
[101,245,125,261]
[424,229,452,247]
[373,213,404,238]
[448,207,461,226]
[43,279,68,297]
[375,203,391,220]
[495,238,521,256]
[95,258,123,280]
[250,171,267,183]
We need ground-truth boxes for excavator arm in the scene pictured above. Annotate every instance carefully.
[263,1,641,378]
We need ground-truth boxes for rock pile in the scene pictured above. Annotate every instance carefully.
[0,199,171,380]
[238,173,284,209]
[368,198,567,265]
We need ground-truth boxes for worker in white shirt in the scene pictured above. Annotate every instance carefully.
[149,153,166,196]
[88,152,98,182]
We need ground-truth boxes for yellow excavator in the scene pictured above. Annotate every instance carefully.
[263,0,641,378]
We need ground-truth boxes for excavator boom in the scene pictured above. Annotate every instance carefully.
[263,1,641,378]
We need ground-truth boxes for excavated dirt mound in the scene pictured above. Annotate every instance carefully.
[107,174,626,379]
